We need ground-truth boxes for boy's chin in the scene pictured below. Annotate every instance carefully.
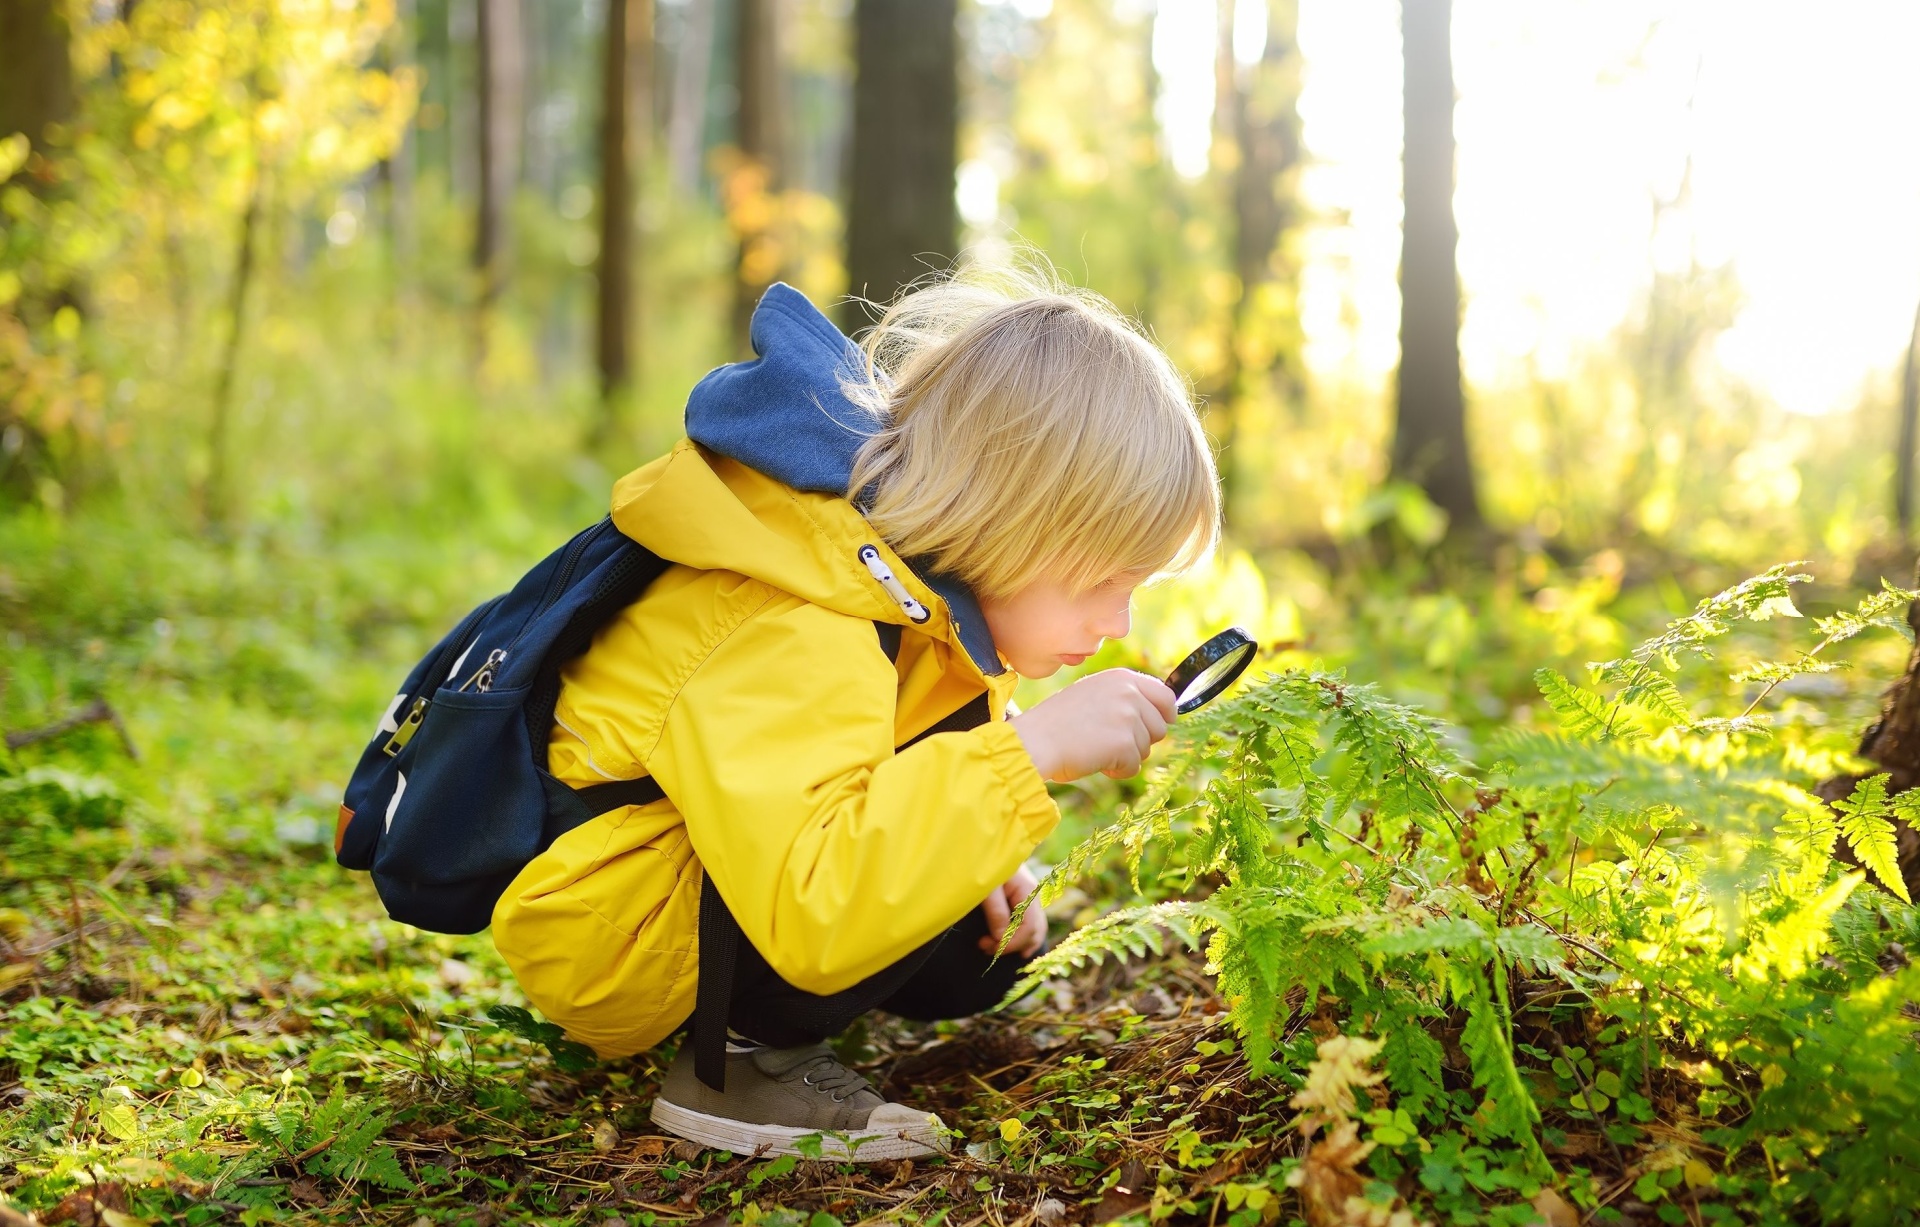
[1009,658,1063,680]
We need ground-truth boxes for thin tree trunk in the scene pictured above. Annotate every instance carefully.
[667,0,715,194]
[380,0,417,352]
[1391,0,1480,531]
[474,0,523,371]
[207,169,263,534]
[1896,297,1920,544]
[0,0,73,163]
[728,0,784,353]
[1215,0,1300,532]
[594,0,653,442]
[843,0,958,329]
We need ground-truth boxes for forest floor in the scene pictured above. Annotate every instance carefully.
[0,807,1662,1227]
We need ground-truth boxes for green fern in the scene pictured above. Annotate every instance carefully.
[1830,774,1913,903]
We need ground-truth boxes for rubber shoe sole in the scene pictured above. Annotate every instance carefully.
[651,1097,947,1161]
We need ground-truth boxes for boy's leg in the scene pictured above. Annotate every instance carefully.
[723,922,949,1046]
[876,906,1041,1022]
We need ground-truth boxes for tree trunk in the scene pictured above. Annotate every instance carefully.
[843,0,958,329]
[474,0,523,370]
[0,0,73,159]
[594,0,653,442]
[380,0,418,351]
[1391,0,1480,532]
[1896,297,1920,543]
[666,0,716,194]
[206,170,263,534]
[1215,0,1301,531]
[727,0,784,353]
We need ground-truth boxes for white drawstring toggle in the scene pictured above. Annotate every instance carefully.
[859,545,931,623]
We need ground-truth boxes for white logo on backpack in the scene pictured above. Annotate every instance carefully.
[385,772,407,832]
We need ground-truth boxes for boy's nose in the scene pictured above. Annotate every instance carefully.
[1090,603,1131,643]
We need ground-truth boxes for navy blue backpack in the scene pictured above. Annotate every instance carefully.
[334,516,672,935]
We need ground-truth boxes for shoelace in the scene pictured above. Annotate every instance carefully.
[795,1052,872,1103]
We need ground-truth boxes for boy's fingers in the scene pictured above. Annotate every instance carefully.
[982,885,1011,941]
[1134,673,1178,722]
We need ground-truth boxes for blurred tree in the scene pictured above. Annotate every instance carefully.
[475,0,524,370]
[844,0,957,325]
[725,0,785,353]
[0,0,73,174]
[595,0,653,439]
[1213,0,1301,531]
[1390,0,1480,532]
[1898,298,1920,546]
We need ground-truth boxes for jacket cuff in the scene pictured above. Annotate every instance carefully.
[979,720,1059,839]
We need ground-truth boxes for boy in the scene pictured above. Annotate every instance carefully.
[492,268,1220,1159]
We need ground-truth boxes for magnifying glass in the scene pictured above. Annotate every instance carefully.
[1164,627,1258,715]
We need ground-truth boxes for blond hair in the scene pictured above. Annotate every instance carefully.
[845,262,1220,602]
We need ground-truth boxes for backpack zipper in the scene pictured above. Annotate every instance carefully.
[378,524,606,761]
[381,646,506,757]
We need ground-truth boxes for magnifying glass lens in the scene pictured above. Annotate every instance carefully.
[1165,628,1258,715]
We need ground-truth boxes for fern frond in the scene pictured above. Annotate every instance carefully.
[1615,664,1692,728]
[1030,802,1179,910]
[1006,900,1229,1000]
[1450,960,1544,1161]
[1534,668,1625,742]
[1831,774,1912,903]
[1812,581,1920,647]
[1593,562,1811,679]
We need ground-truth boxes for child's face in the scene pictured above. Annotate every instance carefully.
[979,571,1147,679]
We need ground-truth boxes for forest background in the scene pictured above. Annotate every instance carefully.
[7,1,1920,1225]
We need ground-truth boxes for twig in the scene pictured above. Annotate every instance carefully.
[4,698,140,761]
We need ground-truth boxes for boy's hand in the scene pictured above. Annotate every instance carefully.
[1008,669,1177,781]
[980,864,1047,957]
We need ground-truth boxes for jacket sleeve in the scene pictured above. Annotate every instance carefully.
[643,594,1058,995]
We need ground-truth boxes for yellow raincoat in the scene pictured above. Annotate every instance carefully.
[491,288,1059,1058]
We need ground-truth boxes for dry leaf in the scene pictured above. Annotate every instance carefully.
[1528,1189,1578,1227]
[591,1120,620,1153]
[631,1136,667,1158]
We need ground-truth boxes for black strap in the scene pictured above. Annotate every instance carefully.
[875,620,903,664]
[685,618,976,1093]
[695,873,741,1091]
[574,775,666,816]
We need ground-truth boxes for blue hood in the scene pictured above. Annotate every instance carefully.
[684,284,1003,676]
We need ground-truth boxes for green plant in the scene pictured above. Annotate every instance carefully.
[1018,565,1920,1221]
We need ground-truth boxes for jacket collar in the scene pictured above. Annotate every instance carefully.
[682,284,1005,676]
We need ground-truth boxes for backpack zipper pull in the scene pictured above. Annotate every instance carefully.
[467,648,508,693]
[383,697,428,757]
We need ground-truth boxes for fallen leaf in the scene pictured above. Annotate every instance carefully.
[286,1178,326,1206]
[592,1120,620,1153]
[631,1137,667,1158]
[669,1138,704,1162]
[1530,1189,1579,1227]
[1035,1197,1070,1226]
[1093,1159,1151,1224]
[0,963,33,993]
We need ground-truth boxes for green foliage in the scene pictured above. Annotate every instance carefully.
[1033,567,1920,1218]
[485,1003,599,1073]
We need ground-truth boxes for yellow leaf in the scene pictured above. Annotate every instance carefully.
[177,1067,204,1088]
[98,1103,140,1141]
[0,963,33,993]
[999,1118,1025,1143]
[1683,1159,1714,1188]
[1760,1064,1786,1090]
